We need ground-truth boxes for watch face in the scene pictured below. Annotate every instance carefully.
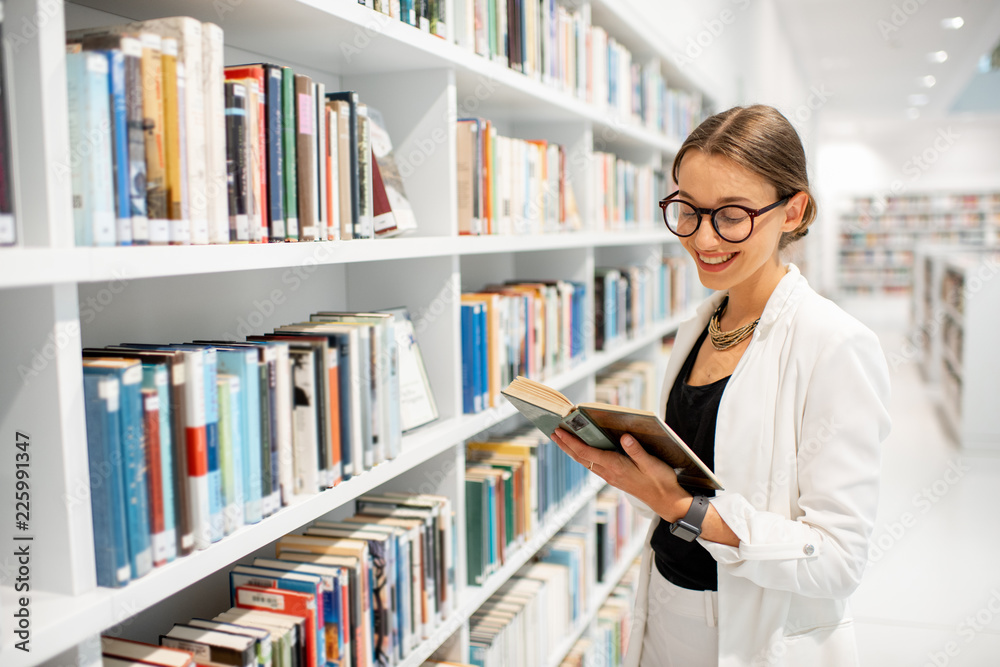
[670,521,700,542]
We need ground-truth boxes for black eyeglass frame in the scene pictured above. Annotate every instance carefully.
[658,190,793,243]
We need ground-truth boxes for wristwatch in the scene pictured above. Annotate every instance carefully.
[669,495,710,542]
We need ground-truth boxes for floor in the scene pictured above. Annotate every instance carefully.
[838,296,1000,666]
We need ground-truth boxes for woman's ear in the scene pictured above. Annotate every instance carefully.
[781,191,810,233]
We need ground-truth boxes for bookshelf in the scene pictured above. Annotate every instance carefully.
[934,252,1000,451]
[0,1,711,665]
[838,191,1000,295]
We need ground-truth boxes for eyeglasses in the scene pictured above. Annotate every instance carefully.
[658,191,792,243]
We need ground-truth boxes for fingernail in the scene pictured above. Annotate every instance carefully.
[622,434,636,447]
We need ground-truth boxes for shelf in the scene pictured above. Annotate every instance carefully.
[398,476,608,667]
[546,530,647,667]
[68,0,684,154]
[0,311,688,666]
[0,230,678,289]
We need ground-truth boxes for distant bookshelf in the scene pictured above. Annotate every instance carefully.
[838,191,1000,295]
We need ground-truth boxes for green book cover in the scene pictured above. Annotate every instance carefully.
[281,66,299,240]
[465,478,485,586]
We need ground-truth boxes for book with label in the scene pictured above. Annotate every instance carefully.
[502,376,723,490]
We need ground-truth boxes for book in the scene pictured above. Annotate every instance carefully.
[66,50,116,247]
[324,91,362,238]
[381,307,438,432]
[367,107,417,237]
[234,584,318,667]
[280,66,299,240]
[329,98,352,240]
[82,369,131,588]
[501,376,723,490]
[100,636,195,667]
[294,73,317,241]
[225,81,250,242]
[160,624,256,667]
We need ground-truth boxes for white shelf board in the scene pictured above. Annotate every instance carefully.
[0,230,680,289]
[545,530,647,667]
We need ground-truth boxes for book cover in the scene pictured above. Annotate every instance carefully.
[367,107,417,237]
[184,619,272,667]
[225,81,250,242]
[214,608,301,667]
[141,387,168,567]
[324,105,339,241]
[102,48,131,245]
[159,38,190,245]
[234,585,318,667]
[140,363,177,565]
[100,636,194,667]
[66,50,116,247]
[212,346,263,523]
[241,77,264,243]
[82,370,131,587]
[325,91,362,239]
[139,17,208,244]
[314,81,326,243]
[216,373,245,535]
[501,376,724,490]
[202,21,229,244]
[380,307,438,432]
[83,358,153,579]
[330,98,352,240]
[293,73,316,241]
[281,66,299,240]
[160,624,256,667]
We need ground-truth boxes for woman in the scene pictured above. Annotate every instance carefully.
[552,105,891,666]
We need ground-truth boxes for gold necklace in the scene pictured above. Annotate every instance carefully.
[708,297,759,351]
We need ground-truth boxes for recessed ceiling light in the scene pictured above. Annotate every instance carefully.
[941,17,964,29]
[920,75,936,88]
[906,108,921,120]
[927,50,949,63]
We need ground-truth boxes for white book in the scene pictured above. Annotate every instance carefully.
[315,81,327,240]
[202,22,229,243]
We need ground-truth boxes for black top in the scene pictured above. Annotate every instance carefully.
[650,325,729,591]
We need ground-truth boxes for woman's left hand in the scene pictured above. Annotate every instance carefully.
[551,428,693,523]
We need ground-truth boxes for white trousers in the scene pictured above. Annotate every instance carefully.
[639,560,719,667]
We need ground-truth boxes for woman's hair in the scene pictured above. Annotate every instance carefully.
[671,104,816,249]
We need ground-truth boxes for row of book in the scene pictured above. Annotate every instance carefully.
[594,262,670,352]
[444,0,707,137]
[558,559,640,667]
[456,118,581,236]
[66,16,417,247]
[97,491,455,667]
[460,280,587,414]
[851,192,1000,216]
[464,428,590,586]
[81,309,438,588]
[592,151,666,230]
[467,486,645,667]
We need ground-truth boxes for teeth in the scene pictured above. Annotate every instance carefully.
[700,253,735,265]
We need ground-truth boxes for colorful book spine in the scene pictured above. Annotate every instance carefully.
[224,81,250,242]
[281,66,299,240]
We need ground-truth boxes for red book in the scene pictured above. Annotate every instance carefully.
[142,388,167,567]
[234,584,318,667]
[224,65,269,243]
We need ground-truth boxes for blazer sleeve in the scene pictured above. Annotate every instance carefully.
[698,328,891,599]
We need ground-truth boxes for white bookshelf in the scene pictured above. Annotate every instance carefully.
[935,252,1000,451]
[0,1,710,665]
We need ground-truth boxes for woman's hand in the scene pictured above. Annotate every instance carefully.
[551,427,693,523]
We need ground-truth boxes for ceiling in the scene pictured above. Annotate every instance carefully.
[773,0,1000,120]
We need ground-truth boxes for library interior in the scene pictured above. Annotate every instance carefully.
[1,1,999,666]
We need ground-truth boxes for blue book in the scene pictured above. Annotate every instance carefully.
[216,374,245,535]
[214,347,262,524]
[475,303,487,410]
[102,48,132,245]
[82,370,131,588]
[83,358,152,579]
[66,51,116,246]
[461,304,476,414]
[141,362,177,564]
[185,345,223,541]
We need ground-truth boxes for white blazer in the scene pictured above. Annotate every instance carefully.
[624,264,892,667]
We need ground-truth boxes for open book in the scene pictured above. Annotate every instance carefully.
[501,376,723,491]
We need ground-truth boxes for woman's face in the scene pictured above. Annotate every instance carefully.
[673,150,804,293]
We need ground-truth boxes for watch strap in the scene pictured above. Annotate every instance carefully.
[669,495,710,542]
